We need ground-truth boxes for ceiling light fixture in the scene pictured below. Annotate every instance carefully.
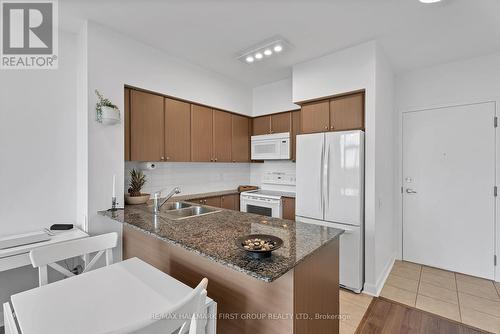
[237,36,291,64]
[419,0,442,3]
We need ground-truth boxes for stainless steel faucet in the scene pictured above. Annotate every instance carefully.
[153,187,181,214]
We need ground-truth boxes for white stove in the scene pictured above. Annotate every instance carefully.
[240,189,295,218]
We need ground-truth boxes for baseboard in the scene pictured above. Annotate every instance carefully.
[363,253,396,296]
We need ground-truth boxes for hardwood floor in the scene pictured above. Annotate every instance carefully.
[357,297,488,334]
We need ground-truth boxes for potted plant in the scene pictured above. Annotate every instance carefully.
[95,89,120,125]
[125,169,150,205]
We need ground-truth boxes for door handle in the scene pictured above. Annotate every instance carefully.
[406,188,417,194]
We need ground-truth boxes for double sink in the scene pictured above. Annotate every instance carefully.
[157,201,221,220]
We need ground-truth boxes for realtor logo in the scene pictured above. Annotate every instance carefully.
[1,0,58,69]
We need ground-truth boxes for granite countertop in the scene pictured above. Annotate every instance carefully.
[99,204,342,282]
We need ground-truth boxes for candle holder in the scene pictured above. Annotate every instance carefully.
[111,196,118,211]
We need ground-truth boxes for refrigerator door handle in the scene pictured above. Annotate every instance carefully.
[324,140,330,212]
[320,139,325,215]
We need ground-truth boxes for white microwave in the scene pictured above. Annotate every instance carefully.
[251,132,290,160]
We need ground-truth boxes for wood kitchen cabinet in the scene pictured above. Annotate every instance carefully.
[271,112,292,134]
[164,98,191,162]
[300,92,365,134]
[191,105,213,162]
[124,88,131,161]
[282,197,295,220]
[203,196,222,207]
[221,194,239,211]
[252,115,271,135]
[300,100,330,134]
[213,110,232,162]
[231,114,250,162]
[130,90,165,161]
[252,112,292,136]
[330,92,364,131]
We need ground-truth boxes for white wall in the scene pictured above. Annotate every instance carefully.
[0,31,78,236]
[125,162,250,196]
[252,78,299,116]
[395,52,500,280]
[0,30,78,325]
[373,44,396,292]
[292,41,395,295]
[84,21,253,238]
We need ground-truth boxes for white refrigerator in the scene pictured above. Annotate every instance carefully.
[295,130,364,292]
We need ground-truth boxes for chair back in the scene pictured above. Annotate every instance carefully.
[3,301,20,334]
[29,232,118,286]
[108,278,209,334]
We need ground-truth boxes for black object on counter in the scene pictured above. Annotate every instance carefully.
[50,224,74,231]
[236,234,283,259]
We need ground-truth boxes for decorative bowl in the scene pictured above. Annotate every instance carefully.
[236,234,283,259]
[125,194,150,205]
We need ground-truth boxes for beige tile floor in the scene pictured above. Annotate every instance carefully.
[340,288,373,334]
[381,260,500,333]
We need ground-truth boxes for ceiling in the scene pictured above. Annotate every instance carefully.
[61,0,500,87]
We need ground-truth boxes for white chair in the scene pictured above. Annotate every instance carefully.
[29,232,118,286]
[110,277,209,334]
[3,301,19,334]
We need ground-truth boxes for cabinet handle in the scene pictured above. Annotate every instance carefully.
[204,200,207,204]
[215,158,218,162]
[330,125,334,130]
[324,125,328,130]
[160,156,165,160]
[232,160,235,163]
[166,156,170,160]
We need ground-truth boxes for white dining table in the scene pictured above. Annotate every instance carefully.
[5,257,217,334]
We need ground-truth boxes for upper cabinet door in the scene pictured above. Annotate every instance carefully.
[164,98,191,162]
[271,112,292,134]
[191,105,213,162]
[232,114,250,162]
[330,93,364,131]
[130,90,164,161]
[300,100,330,134]
[124,88,131,161]
[213,110,232,162]
[252,115,271,135]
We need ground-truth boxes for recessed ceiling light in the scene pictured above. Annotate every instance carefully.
[255,52,263,60]
[245,56,254,63]
[264,49,272,56]
[274,45,283,52]
[419,0,441,3]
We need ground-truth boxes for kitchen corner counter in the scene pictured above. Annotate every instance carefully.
[99,204,342,282]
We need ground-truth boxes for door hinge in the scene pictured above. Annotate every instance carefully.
[495,255,497,266]
[401,186,403,194]
[495,116,498,128]
[495,186,498,197]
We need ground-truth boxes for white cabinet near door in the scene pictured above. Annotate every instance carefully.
[402,102,496,280]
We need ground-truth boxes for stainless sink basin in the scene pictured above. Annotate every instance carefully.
[160,205,220,220]
[162,202,192,211]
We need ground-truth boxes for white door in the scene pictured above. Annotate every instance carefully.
[296,133,325,220]
[403,102,496,279]
[324,131,364,226]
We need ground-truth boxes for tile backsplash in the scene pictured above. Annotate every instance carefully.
[125,160,296,198]
[125,162,251,197]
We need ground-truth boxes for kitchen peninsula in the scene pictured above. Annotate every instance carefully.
[100,201,342,334]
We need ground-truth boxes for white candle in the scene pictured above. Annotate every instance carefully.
[112,175,116,198]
